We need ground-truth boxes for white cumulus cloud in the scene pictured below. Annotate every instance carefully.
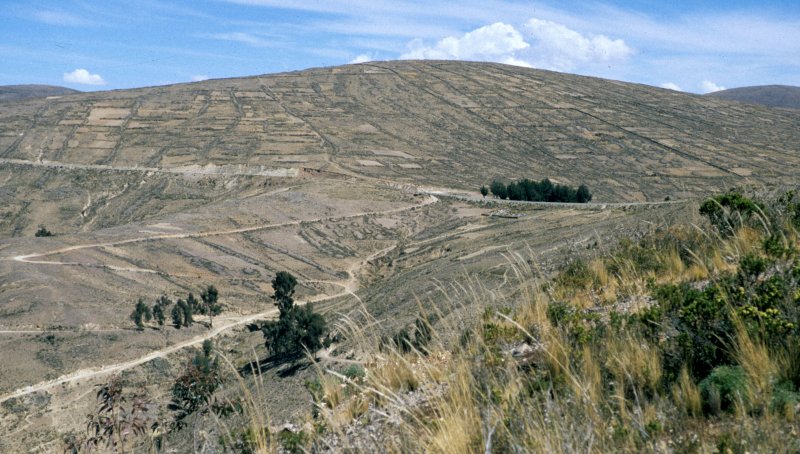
[401,22,529,61]
[398,19,632,73]
[699,80,726,93]
[191,75,210,82]
[523,18,633,72]
[350,54,372,64]
[63,68,106,86]
[660,82,682,91]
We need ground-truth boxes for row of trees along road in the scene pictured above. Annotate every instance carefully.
[130,286,221,330]
[482,178,592,203]
[132,272,329,359]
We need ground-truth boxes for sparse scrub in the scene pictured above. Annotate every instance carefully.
[294,189,800,453]
[62,189,800,453]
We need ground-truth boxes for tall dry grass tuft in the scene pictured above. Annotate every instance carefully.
[732,317,778,413]
[605,334,662,398]
[214,349,276,453]
[427,361,482,454]
[227,192,800,453]
[672,367,702,417]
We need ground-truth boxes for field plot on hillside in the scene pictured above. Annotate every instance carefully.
[1,61,798,450]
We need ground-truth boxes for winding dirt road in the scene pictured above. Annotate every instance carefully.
[0,188,684,404]
[0,195,437,404]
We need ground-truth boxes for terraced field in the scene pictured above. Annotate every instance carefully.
[0,61,797,450]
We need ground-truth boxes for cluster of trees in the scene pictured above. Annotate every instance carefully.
[484,178,592,203]
[34,225,54,237]
[257,271,328,360]
[130,286,222,330]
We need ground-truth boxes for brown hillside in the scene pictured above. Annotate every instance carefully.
[0,61,798,450]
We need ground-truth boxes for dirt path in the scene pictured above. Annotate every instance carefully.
[0,196,437,404]
[0,157,298,177]
[8,195,438,270]
[0,189,680,404]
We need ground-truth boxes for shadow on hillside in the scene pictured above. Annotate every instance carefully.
[238,354,315,378]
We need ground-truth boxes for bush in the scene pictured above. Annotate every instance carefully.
[700,365,748,414]
[34,225,53,237]
[343,365,366,380]
[652,283,734,380]
[169,340,221,427]
[699,192,763,236]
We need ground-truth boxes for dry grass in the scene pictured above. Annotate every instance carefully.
[293,196,800,453]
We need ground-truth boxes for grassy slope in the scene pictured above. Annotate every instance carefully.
[301,189,800,453]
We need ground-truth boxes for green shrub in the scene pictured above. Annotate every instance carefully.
[699,192,763,236]
[278,430,309,454]
[699,365,748,414]
[554,259,592,291]
[771,381,800,416]
[343,365,366,381]
[34,225,54,237]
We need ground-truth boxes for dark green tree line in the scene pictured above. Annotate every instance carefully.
[487,178,592,203]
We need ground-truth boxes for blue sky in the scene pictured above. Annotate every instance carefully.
[1,0,798,93]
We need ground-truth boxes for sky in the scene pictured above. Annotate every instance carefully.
[1,0,798,94]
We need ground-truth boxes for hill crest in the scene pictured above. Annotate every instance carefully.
[706,84,800,110]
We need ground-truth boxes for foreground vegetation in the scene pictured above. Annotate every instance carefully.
[62,189,800,452]
[295,189,800,452]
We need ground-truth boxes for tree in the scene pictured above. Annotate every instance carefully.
[84,376,153,453]
[152,303,165,326]
[490,180,507,199]
[157,295,173,307]
[171,304,184,329]
[130,299,152,331]
[261,271,328,359]
[480,185,488,198]
[200,285,221,327]
[186,293,200,314]
[169,340,222,428]
[576,184,592,203]
[179,299,193,327]
[34,225,54,237]
[272,271,297,316]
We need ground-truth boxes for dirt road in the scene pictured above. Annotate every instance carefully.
[0,195,438,404]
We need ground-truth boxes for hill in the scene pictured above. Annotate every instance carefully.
[0,61,798,451]
[707,84,800,109]
[0,84,80,103]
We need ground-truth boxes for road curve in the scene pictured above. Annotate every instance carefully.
[0,195,438,404]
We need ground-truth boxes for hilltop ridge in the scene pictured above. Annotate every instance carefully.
[2,61,798,218]
[707,84,800,110]
[0,84,80,103]
[1,61,798,451]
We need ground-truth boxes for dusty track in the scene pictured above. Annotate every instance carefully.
[0,157,298,177]
[8,195,438,270]
[0,195,437,404]
[0,187,683,404]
